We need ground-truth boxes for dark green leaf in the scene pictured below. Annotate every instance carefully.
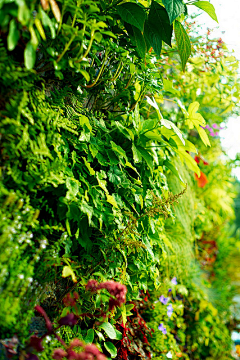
[104,342,117,358]
[162,0,185,24]
[125,23,147,59]
[174,20,191,71]
[137,146,153,171]
[7,19,19,51]
[145,1,173,54]
[24,42,36,70]
[118,2,146,32]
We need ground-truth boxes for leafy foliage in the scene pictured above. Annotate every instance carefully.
[0,1,239,360]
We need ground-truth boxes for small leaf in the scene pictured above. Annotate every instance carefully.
[174,20,191,71]
[100,322,117,339]
[24,42,36,70]
[66,178,79,196]
[82,157,95,175]
[35,18,46,41]
[104,342,117,358]
[84,329,95,344]
[106,194,118,208]
[7,19,19,51]
[118,2,146,32]
[80,69,90,82]
[62,266,77,283]
[162,0,185,24]
[194,1,218,23]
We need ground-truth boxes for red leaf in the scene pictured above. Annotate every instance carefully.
[194,171,208,188]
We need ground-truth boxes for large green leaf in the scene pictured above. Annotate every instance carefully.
[100,322,117,339]
[174,20,191,71]
[144,21,162,56]
[162,0,185,24]
[117,2,146,32]
[125,23,147,59]
[194,1,218,23]
[145,1,173,50]
[104,342,117,358]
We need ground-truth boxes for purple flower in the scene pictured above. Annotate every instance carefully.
[215,131,219,136]
[167,304,173,318]
[168,288,172,293]
[158,323,167,334]
[204,125,211,130]
[159,295,169,305]
[212,123,218,129]
[171,277,177,285]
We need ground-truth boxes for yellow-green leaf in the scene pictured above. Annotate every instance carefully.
[62,265,77,282]
[106,194,118,208]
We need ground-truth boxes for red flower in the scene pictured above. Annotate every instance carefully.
[195,172,208,188]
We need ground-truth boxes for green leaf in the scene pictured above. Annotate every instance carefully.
[66,178,79,196]
[185,101,210,147]
[145,1,173,52]
[100,322,117,339]
[125,23,147,59]
[162,0,185,24]
[132,144,142,163]
[82,157,95,175]
[164,160,185,184]
[118,2,146,32]
[110,141,127,160]
[40,7,56,38]
[84,329,95,344]
[104,342,117,358]
[137,146,153,171]
[177,149,200,176]
[24,42,36,70]
[144,21,162,56]
[194,1,218,23]
[174,20,191,71]
[106,194,118,208]
[115,329,122,340]
[7,19,19,51]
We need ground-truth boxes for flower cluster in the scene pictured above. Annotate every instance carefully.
[86,280,127,310]
[53,340,106,360]
[204,123,223,137]
[158,278,177,334]
[158,323,167,335]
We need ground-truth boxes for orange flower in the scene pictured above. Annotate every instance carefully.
[176,352,182,358]
[195,171,208,188]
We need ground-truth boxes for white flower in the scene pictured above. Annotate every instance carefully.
[166,351,173,359]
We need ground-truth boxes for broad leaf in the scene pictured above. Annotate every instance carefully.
[100,322,117,339]
[177,149,200,176]
[162,0,185,24]
[186,101,211,146]
[194,1,218,23]
[145,1,173,56]
[125,23,147,58]
[104,342,117,358]
[174,20,191,71]
[118,2,146,32]
[84,329,95,344]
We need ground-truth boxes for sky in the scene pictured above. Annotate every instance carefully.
[189,0,240,179]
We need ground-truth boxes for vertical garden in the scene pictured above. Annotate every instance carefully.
[1,0,240,359]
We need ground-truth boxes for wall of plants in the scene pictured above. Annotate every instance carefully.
[1,0,240,359]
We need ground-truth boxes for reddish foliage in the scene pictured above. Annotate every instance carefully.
[195,171,208,188]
